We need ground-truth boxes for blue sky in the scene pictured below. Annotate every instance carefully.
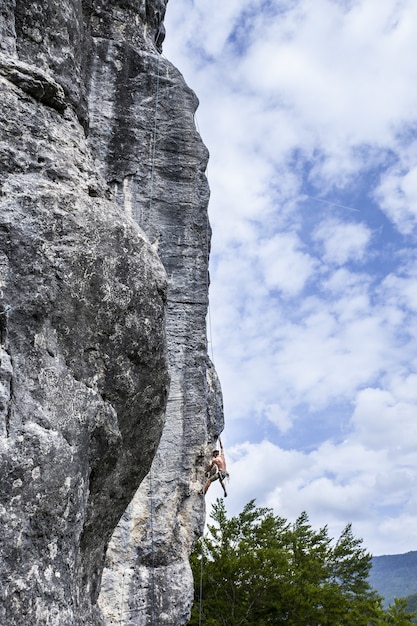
[163,0,417,556]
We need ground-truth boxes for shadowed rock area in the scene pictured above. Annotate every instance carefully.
[86,2,224,624]
[0,0,222,624]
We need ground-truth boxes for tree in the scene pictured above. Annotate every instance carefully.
[378,598,417,626]
[188,499,416,626]
[405,593,417,625]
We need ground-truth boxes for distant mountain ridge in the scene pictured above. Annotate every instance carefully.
[369,551,417,606]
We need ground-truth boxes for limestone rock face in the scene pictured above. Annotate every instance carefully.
[86,3,224,625]
[0,0,222,625]
[1,1,169,624]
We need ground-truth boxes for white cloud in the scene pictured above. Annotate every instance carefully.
[313,218,372,265]
[210,249,417,428]
[351,385,417,451]
[322,267,371,295]
[259,402,292,434]
[165,0,417,554]
[382,261,417,314]
[271,318,379,409]
[375,158,417,235]
[257,232,317,294]
[221,438,417,555]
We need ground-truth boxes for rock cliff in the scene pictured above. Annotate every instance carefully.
[0,1,222,624]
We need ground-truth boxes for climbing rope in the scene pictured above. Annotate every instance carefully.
[119,504,132,625]
[148,52,162,234]
[149,467,156,626]
[147,49,162,626]
[202,128,215,367]
[207,298,215,363]
[198,554,203,626]
[116,49,162,626]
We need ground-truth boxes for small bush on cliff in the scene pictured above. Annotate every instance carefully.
[189,499,416,626]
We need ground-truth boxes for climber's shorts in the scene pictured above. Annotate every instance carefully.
[209,467,227,483]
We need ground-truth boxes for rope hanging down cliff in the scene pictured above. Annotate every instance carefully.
[142,48,161,626]
[117,50,162,626]
[119,45,162,625]
[145,48,162,626]
[148,52,161,229]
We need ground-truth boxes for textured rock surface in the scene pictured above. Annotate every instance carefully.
[98,361,223,625]
[0,0,222,624]
[87,4,224,625]
[0,1,169,624]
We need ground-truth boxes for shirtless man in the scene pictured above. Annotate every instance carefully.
[203,438,228,497]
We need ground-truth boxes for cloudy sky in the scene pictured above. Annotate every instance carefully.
[163,0,417,556]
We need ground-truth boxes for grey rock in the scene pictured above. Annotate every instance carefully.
[0,53,67,112]
[0,9,168,625]
[87,5,224,624]
[0,0,223,624]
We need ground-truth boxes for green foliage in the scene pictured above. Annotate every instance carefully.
[376,598,417,626]
[405,594,417,625]
[406,593,417,613]
[188,500,416,626]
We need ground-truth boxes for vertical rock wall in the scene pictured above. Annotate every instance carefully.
[86,2,224,624]
[0,0,223,624]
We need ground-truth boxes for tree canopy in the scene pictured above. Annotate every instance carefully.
[189,499,416,626]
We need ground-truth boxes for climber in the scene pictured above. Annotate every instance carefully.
[202,437,228,498]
